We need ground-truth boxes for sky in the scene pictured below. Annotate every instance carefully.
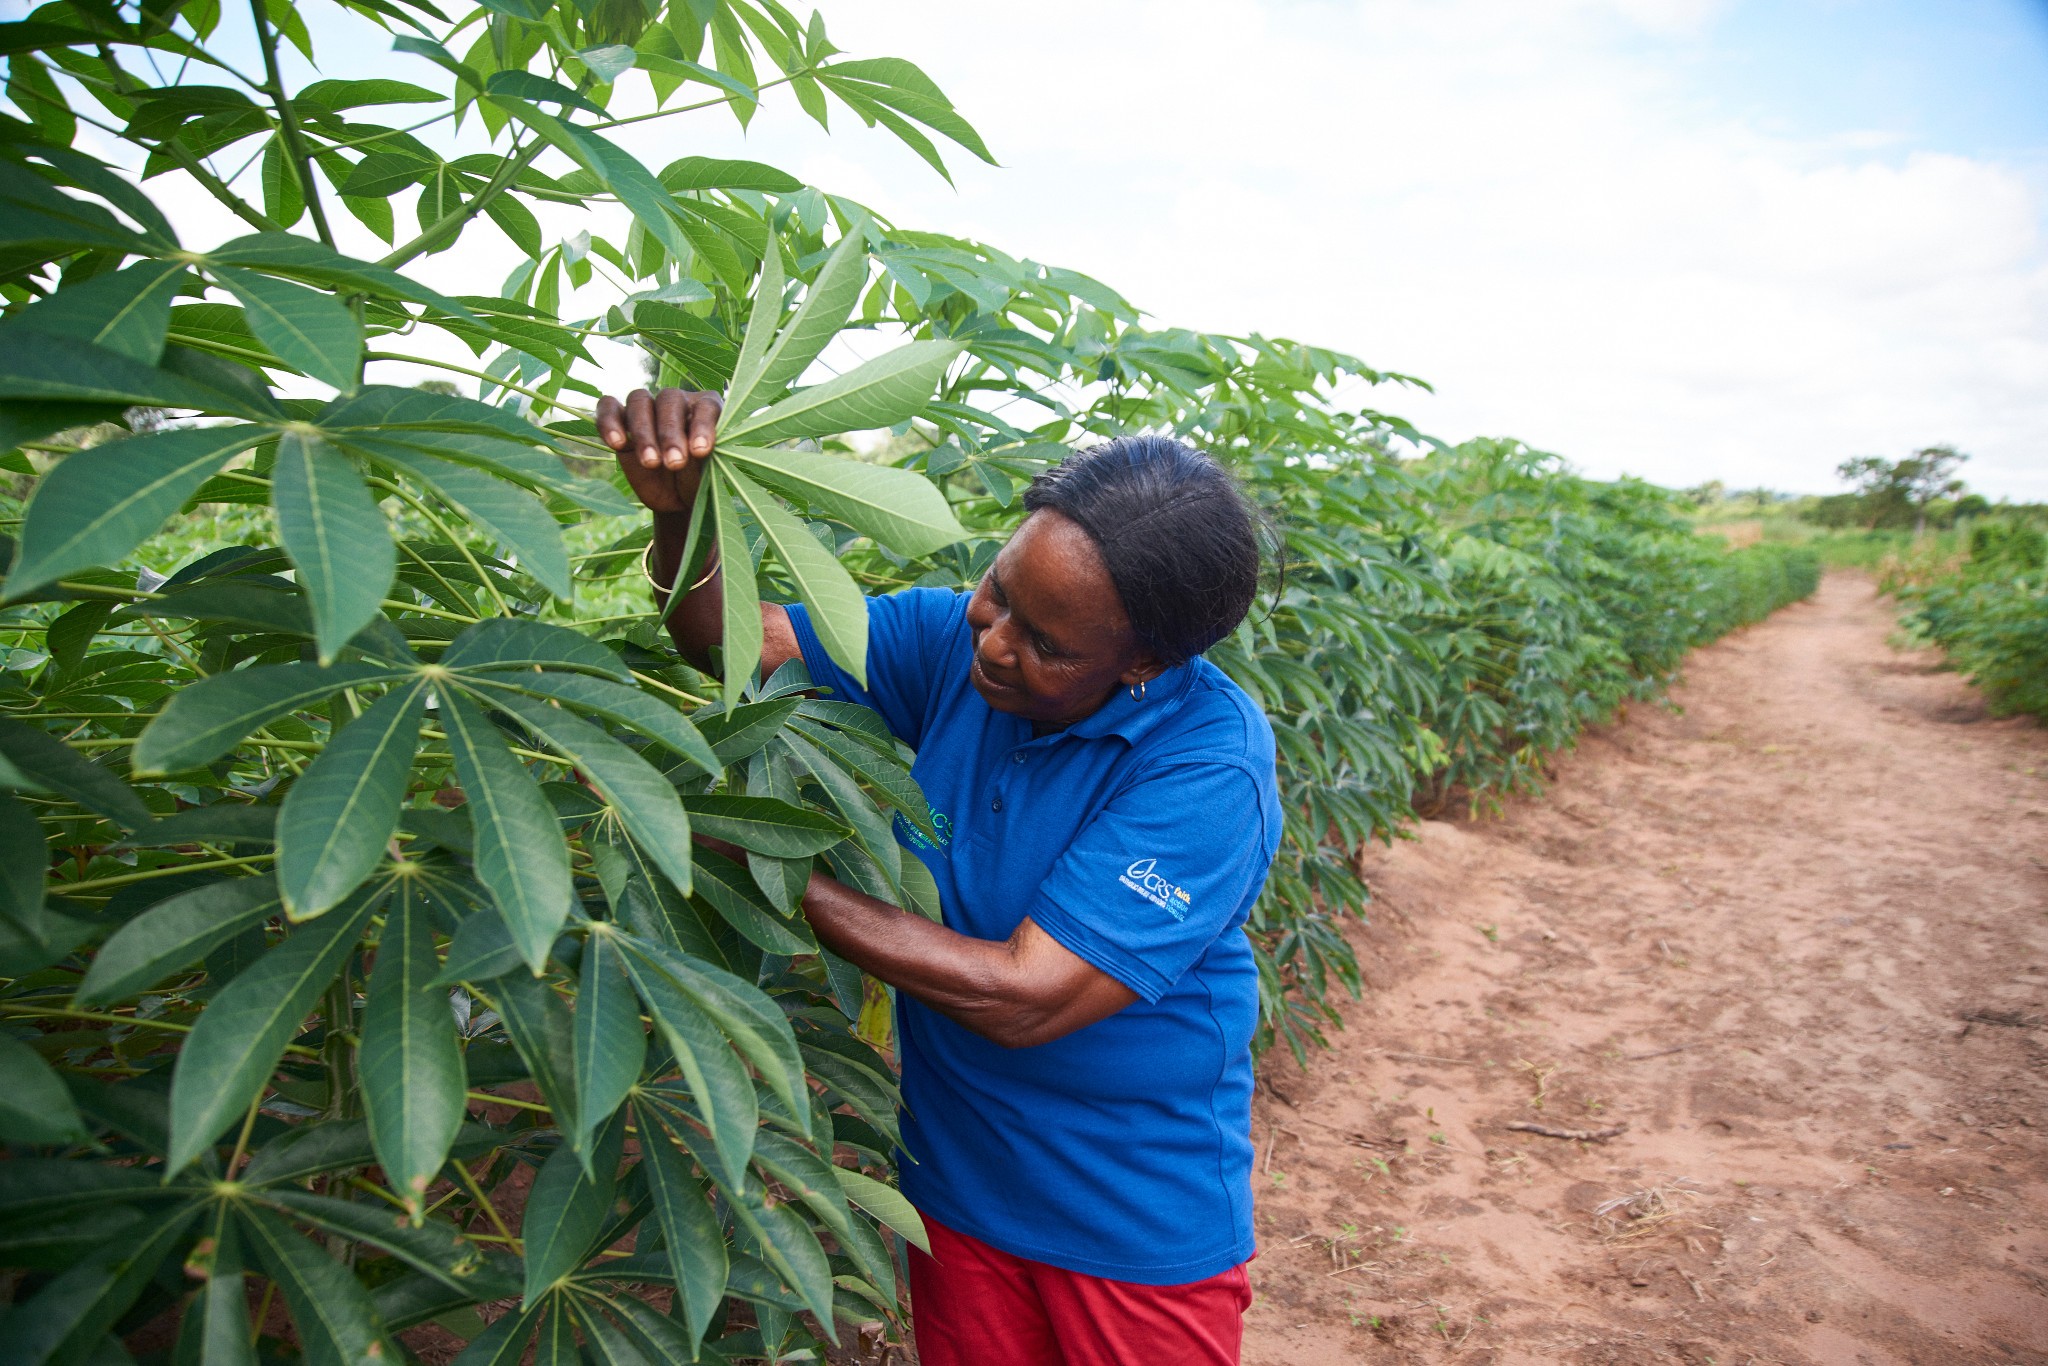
[34,0,2048,499]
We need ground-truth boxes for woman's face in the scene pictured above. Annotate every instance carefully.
[964,510,1163,730]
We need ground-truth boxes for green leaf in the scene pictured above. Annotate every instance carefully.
[467,671,719,779]
[627,972,758,1190]
[209,235,477,320]
[484,70,606,117]
[8,425,265,595]
[779,730,898,884]
[690,847,815,954]
[261,135,305,229]
[0,792,47,939]
[834,1163,929,1253]
[679,793,846,857]
[484,970,577,1130]
[442,618,632,680]
[577,43,638,81]
[520,1112,623,1304]
[343,438,571,598]
[621,937,807,1129]
[392,32,483,87]
[489,98,692,266]
[75,876,280,1006]
[0,259,186,363]
[656,155,802,193]
[241,1118,378,1187]
[792,716,932,838]
[734,1180,836,1325]
[360,880,465,1212]
[431,905,524,985]
[272,431,396,664]
[118,803,277,849]
[298,78,444,111]
[695,695,801,764]
[0,1034,87,1145]
[278,681,426,919]
[260,1190,510,1296]
[484,691,694,897]
[239,1205,392,1366]
[135,662,406,774]
[633,1103,727,1354]
[0,1206,198,1366]
[166,890,379,1174]
[0,1159,160,1219]
[754,228,869,396]
[213,267,362,391]
[190,1219,258,1366]
[723,463,867,683]
[721,338,963,446]
[125,577,313,636]
[315,385,547,442]
[571,1299,659,1366]
[437,693,574,973]
[709,468,762,708]
[569,931,643,1161]
[720,227,785,420]
[0,716,150,828]
[445,1299,541,1366]
[721,443,965,558]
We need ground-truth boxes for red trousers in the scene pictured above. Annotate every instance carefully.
[907,1213,1253,1366]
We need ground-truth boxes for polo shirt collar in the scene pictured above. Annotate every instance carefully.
[1063,659,1196,744]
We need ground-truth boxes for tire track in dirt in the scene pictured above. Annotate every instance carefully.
[1241,572,2048,1365]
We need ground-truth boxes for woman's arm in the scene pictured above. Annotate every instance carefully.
[605,393,1123,1041]
[596,387,799,676]
[801,872,1140,1049]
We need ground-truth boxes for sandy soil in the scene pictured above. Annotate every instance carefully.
[1241,572,2048,1365]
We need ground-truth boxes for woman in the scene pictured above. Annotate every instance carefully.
[598,388,1282,1365]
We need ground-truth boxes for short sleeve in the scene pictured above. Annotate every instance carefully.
[784,588,966,749]
[1027,757,1276,1003]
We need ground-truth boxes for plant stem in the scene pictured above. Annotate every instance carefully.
[590,71,802,131]
[248,1280,277,1347]
[248,0,335,247]
[92,45,284,235]
[370,477,513,616]
[631,669,711,708]
[465,1090,552,1114]
[378,135,548,271]
[57,853,276,894]
[364,350,592,419]
[225,1091,265,1177]
[452,1156,521,1253]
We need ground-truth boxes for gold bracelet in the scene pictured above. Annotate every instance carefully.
[642,541,719,593]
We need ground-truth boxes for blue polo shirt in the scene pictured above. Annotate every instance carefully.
[785,588,1281,1285]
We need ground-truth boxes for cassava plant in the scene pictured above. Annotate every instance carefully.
[0,0,1000,1360]
[0,0,1832,1358]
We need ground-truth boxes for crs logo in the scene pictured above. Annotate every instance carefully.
[1118,857,1193,921]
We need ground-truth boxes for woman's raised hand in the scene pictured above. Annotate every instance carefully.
[595,387,723,515]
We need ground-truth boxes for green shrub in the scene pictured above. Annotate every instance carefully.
[1898,520,2048,719]
[0,0,1826,1356]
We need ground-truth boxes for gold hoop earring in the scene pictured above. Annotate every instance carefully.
[1129,680,1147,702]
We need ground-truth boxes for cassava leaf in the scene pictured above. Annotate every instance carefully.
[360,880,466,1212]
[166,889,380,1174]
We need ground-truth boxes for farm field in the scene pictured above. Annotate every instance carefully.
[1239,572,2048,1365]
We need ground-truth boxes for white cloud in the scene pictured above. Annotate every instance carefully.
[60,0,2048,498]
[606,0,2044,497]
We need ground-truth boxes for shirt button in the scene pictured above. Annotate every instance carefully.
[991,796,1005,812]
[1012,752,1026,765]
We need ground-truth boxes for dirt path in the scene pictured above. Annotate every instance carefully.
[1241,572,2048,1365]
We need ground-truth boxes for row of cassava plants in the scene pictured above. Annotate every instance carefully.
[0,0,1818,1360]
[1885,520,2048,719]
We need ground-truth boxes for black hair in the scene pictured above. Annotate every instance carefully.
[1022,435,1264,666]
